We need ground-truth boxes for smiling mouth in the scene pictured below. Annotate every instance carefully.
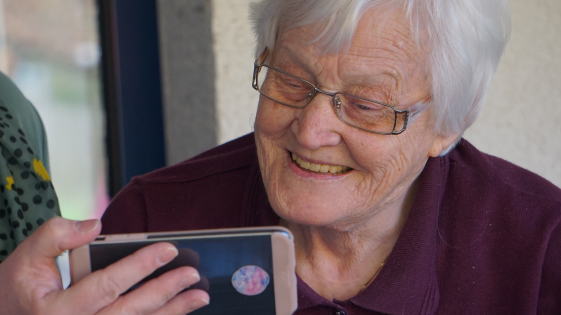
[290,152,352,175]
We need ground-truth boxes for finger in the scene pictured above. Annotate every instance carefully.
[98,266,202,315]
[151,289,210,315]
[20,217,101,263]
[60,242,178,313]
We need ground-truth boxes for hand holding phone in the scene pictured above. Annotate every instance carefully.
[70,227,298,315]
[0,217,209,315]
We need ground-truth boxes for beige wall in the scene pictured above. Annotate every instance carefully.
[463,0,561,188]
[212,0,561,188]
[212,0,259,145]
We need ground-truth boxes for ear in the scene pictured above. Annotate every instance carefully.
[428,133,459,157]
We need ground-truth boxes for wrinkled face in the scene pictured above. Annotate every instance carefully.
[254,8,453,230]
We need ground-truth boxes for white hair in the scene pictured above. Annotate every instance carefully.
[249,0,511,155]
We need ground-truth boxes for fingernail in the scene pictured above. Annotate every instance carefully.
[74,219,100,233]
[189,297,209,311]
[181,272,200,288]
[156,247,178,265]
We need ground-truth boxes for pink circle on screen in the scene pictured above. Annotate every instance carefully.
[231,265,270,296]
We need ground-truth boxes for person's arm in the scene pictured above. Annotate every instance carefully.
[0,71,61,258]
[0,216,209,314]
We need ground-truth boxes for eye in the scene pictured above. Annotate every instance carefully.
[282,78,306,89]
[352,101,383,111]
[356,103,374,110]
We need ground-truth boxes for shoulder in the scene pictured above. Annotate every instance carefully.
[0,71,38,121]
[102,133,259,233]
[447,139,561,205]
[0,72,59,258]
[0,71,25,103]
[437,138,561,251]
[439,138,561,249]
[434,140,561,312]
[132,133,257,185]
[0,72,49,168]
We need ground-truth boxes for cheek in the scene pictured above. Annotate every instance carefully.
[254,100,293,186]
[366,128,436,189]
[347,135,425,194]
[254,98,295,139]
[353,149,405,203]
[254,130,295,219]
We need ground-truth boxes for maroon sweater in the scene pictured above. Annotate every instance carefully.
[102,133,561,315]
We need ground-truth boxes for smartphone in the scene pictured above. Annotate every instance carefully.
[70,227,297,315]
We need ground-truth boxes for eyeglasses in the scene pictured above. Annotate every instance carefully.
[252,55,429,135]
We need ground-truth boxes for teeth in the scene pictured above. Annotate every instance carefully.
[290,152,350,174]
[310,163,320,172]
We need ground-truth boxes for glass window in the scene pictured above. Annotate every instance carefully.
[0,0,108,220]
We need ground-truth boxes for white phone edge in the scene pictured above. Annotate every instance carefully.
[272,231,298,315]
[69,243,91,284]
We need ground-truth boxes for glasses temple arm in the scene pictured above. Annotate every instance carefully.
[405,100,430,127]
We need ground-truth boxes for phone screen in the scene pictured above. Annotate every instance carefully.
[89,234,276,315]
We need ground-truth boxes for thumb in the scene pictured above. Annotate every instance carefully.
[20,217,101,262]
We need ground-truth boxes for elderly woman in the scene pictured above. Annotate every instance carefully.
[101,0,561,314]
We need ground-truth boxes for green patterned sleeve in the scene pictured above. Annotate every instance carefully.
[0,72,61,262]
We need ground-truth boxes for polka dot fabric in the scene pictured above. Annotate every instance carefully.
[0,79,60,262]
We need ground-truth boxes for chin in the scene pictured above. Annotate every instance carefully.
[260,161,368,228]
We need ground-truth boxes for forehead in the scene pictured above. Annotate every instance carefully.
[274,7,427,85]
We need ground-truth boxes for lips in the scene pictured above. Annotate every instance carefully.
[291,152,352,175]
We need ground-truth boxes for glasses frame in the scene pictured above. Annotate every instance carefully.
[252,57,428,135]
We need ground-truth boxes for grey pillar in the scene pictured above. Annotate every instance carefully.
[157,0,217,165]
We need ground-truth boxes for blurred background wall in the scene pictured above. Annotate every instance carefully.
[463,0,561,188]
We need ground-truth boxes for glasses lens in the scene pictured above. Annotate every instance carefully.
[257,67,314,109]
[334,93,397,134]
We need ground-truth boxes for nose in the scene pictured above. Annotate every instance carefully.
[290,93,342,150]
